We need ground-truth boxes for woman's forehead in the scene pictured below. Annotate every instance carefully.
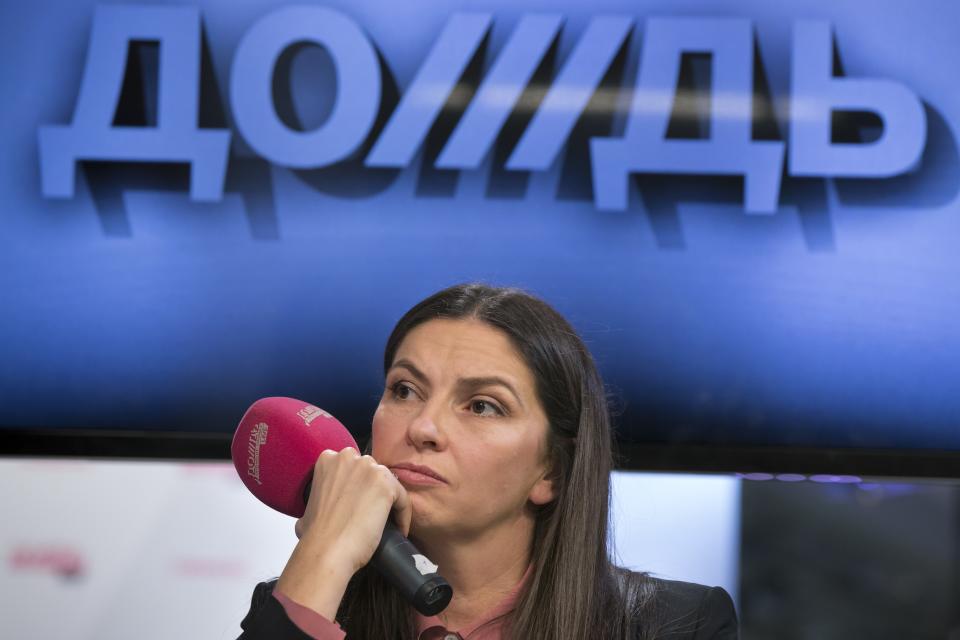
[391,318,531,382]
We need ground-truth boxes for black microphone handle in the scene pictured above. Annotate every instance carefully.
[302,477,453,616]
[373,521,453,616]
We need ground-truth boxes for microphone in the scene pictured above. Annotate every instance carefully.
[231,396,453,616]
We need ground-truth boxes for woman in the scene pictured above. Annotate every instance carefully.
[239,283,738,639]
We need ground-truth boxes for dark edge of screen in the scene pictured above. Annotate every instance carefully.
[615,442,960,480]
[1,429,958,479]
[0,429,232,461]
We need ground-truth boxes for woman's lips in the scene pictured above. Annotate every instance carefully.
[389,463,447,486]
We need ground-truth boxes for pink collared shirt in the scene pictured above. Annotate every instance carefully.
[273,565,532,640]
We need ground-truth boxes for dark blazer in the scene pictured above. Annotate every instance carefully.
[651,578,739,639]
[238,576,738,639]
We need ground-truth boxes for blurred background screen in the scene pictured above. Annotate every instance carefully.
[2,0,959,474]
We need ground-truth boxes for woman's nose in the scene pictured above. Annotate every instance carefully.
[406,403,447,450]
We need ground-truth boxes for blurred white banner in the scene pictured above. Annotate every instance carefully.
[0,459,740,639]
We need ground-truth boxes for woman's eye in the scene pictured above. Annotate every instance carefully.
[390,382,413,400]
[470,400,503,417]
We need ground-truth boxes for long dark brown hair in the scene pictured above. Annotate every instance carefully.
[337,283,660,639]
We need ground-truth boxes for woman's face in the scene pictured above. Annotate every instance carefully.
[371,318,555,540]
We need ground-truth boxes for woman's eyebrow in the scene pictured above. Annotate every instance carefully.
[390,359,525,409]
[456,377,525,410]
[390,359,430,385]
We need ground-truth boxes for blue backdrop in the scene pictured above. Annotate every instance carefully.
[2,0,959,451]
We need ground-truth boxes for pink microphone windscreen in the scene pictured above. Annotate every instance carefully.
[231,397,359,517]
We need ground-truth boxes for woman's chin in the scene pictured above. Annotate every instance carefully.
[408,514,457,543]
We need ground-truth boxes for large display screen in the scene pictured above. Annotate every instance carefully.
[2,0,958,472]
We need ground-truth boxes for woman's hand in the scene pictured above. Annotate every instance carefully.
[276,448,411,618]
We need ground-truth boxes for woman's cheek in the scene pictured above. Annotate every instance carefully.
[370,411,394,456]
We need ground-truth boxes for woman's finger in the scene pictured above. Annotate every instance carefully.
[387,468,413,537]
